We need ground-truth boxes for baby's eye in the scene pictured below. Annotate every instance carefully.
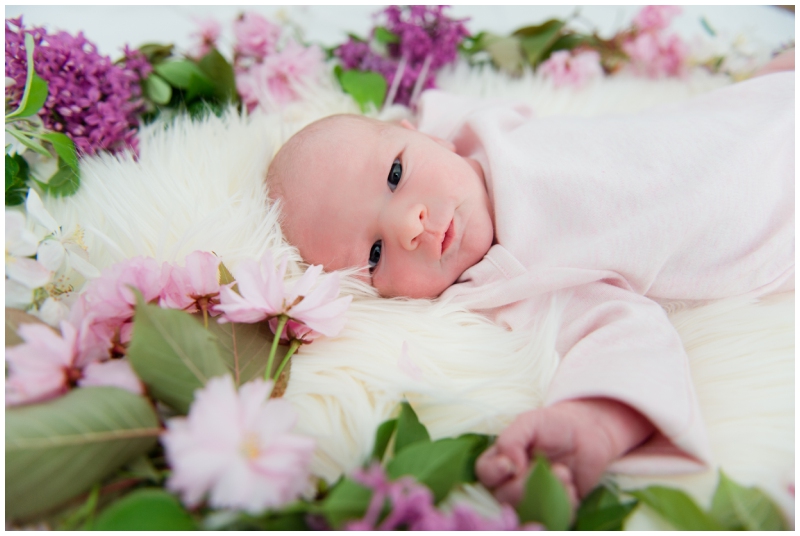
[388,159,402,192]
[369,240,382,272]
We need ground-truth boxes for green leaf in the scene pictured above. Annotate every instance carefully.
[370,418,397,461]
[333,64,344,82]
[549,33,596,54]
[257,512,311,531]
[6,152,19,182]
[320,478,373,529]
[5,387,160,521]
[121,455,162,484]
[700,17,717,37]
[143,73,172,105]
[394,401,430,454]
[373,27,400,44]
[456,432,491,483]
[387,437,473,503]
[5,127,52,158]
[185,71,217,102]
[575,485,637,530]
[709,471,787,530]
[218,260,236,286]
[5,153,29,206]
[42,159,80,197]
[138,43,175,64]
[205,319,287,385]
[576,502,637,531]
[6,34,49,120]
[515,19,566,67]
[515,455,572,530]
[198,48,239,103]
[154,60,213,90]
[38,132,78,170]
[482,34,527,74]
[126,295,231,414]
[57,484,100,530]
[18,73,49,119]
[337,70,387,113]
[5,307,53,347]
[92,489,197,530]
[628,486,723,531]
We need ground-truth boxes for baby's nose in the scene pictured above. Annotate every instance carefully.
[398,204,426,251]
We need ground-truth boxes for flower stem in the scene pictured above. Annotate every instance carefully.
[266,315,288,381]
[272,339,301,385]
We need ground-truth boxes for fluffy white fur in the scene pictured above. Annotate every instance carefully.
[43,63,793,529]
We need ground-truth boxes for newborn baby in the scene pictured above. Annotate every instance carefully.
[267,56,794,507]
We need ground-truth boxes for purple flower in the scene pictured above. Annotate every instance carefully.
[5,17,148,155]
[334,6,469,107]
[343,462,538,530]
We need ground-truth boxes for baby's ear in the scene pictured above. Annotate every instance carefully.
[401,119,456,153]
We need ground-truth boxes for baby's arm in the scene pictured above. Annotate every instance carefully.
[476,398,653,506]
[476,281,712,508]
[752,47,794,78]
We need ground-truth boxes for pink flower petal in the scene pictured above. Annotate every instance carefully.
[78,359,143,395]
[161,376,314,513]
[185,250,221,297]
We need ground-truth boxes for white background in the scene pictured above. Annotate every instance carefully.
[6,5,795,60]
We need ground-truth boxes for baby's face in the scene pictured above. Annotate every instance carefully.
[275,116,494,299]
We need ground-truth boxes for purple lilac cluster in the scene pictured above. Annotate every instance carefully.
[335,5,469,107]
[342,463,542,530]
[5,17,150,155]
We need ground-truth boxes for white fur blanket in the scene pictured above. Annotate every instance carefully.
[44,63,794,529]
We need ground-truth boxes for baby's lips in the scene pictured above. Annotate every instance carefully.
[440,218,455,256]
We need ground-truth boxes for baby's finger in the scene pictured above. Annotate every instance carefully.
[475,448,517,488]
[494,411,541,470]
[492,469,528,506]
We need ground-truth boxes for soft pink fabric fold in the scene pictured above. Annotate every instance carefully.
[421,72,794,474]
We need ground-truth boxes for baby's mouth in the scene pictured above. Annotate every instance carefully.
[441,219,455,256]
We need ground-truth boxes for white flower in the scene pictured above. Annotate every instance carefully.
[35,297,71,327]
[162,375,316,513]
[25,189,100,279]
[5,209,51,290]
[6,279,35,308]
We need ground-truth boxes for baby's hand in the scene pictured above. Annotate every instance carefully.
[475,398,654,508]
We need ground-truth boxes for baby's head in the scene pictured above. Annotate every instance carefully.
[267,114,494,299]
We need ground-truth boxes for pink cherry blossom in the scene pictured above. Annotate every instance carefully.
[6,321,77,406]
[5,321,143,406]
[217,251,352,341]
[161,375,315,513]
[623,31,688,78]
[70,256,166,362]
[233,12,281,60]
[190,17,222,58]
[79,359,143,395]
[633,5,682,33]
[539,49,603,88]
[235,40,325,113]
[160,251,222,315]
[76,256,164,322]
